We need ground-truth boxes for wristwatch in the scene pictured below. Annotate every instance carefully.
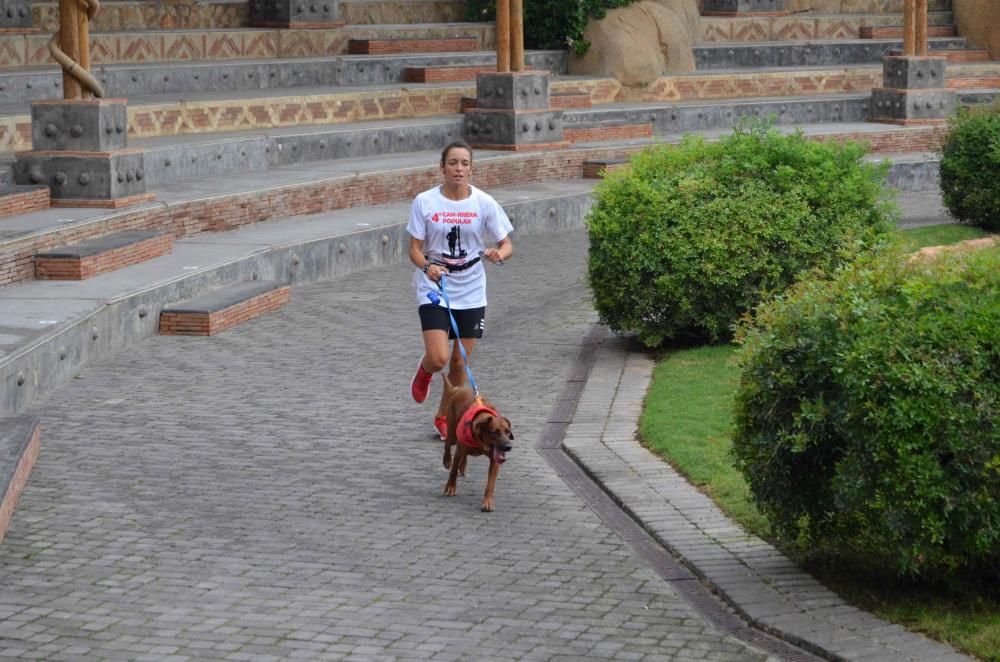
[422,262,432,274]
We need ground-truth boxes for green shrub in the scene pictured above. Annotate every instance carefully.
[940,104,1000,232]
[466,0,637,54]
[585,121,896,346]
[732,244,1000,577]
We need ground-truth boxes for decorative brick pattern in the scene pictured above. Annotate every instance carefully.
[34,232,173,280]
[403,66,496,83]
[348,37,478,55]
[0,420,39,543]
[0,186,49,218]
[159,286,291,335]
[32,1,248,33]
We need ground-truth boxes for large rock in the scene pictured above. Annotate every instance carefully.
[953,0,1000,59]
[568,0,701,87]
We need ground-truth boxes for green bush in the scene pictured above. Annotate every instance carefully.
[732,244,1000,577]
[466,0,637,54]
[585,121,896,346]
[940,104,1000,232]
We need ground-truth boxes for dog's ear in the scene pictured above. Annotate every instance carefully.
[471,415,491,442]
[502,416,514,440]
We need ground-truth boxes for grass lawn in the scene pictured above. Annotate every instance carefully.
[637,224,999,661]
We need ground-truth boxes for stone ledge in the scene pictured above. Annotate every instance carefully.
[160,281,291,335]
[35,230,173,280]
[0,415,40,543]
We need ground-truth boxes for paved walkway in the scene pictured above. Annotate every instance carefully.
[0,193,971,661]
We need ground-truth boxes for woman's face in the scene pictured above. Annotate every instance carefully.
[441,147,472,188]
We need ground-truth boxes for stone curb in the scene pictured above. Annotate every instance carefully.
[561,334,972,662]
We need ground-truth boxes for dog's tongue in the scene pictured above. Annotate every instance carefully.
[492,447,507,465]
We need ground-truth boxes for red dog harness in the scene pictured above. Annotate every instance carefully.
[457,401,498,449]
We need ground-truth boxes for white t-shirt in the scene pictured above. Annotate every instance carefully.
[407,184,513,309]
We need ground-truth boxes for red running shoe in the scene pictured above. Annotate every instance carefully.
[411,358,433,403]
[434,415,448,441]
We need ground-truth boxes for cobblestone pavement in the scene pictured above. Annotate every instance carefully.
[1,229,772,661]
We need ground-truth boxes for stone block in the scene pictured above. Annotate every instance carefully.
[0,0,32,29]
[248,0,342,27]
[870,88,956,122]
[703,0,784,12]
[464,109,564,147]
[31,99,128,152]
[13,148,149,201]
[882,56,947,90]
[475,72,551,111]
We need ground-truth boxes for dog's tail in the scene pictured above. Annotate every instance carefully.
[442,374,457,399]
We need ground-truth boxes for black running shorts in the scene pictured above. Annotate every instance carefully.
[418,304,486,339]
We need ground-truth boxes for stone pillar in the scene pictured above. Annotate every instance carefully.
[13,0,152,207]
[464,0,566,150]
[0,0,33,31]
[248,0,343,28]
[702,0,785,15]
[870,0,955,124]
[14,99,154,207]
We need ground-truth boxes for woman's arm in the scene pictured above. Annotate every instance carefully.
[483,236,513,264]
[409,235,446,281]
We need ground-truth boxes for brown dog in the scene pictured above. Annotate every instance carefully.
[441,376,514,512]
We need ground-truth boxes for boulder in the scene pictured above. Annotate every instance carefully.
[568,0,701,87]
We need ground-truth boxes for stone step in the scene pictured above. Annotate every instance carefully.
[699,11,954,42]
[0,184,48,218]
[159,280,291,336]
[34,230,173,280]
[0,24,494,70]
[18,89,979,189]
[403,65,497,83]
[1,61,997,153]
[0,50,566,105]
[786,0,952,13]
[859,24,956,39]
[693,37,967,70]
[461,92,593,112]
[31,0,465,32]
[347,37,479,55]
[934,49,990,63]
[0,416,40,542]
[0,122,959,289]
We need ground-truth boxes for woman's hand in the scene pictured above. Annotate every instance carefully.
[482,248,503,264]
[426,263,448,282]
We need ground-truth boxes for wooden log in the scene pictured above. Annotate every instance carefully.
[59,0,82,99]
[496,0,510,73]
[511,0,524,72]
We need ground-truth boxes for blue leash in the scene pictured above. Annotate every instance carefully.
[426,273,479,398]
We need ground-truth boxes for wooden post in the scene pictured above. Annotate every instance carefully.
[903,0,915,56]
[59,0,82,99]
[915,0,928,56]
[511,0,524,72]
[77,0,91,99]
[496,0,511,73]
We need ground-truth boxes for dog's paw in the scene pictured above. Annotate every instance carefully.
[444,484,457,496]
[481,499,495,512]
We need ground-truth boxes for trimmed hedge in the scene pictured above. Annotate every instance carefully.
[940,104,1000,232]
[733,244,1000,577]
[585,122,896,346]
[466,0,637,54]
